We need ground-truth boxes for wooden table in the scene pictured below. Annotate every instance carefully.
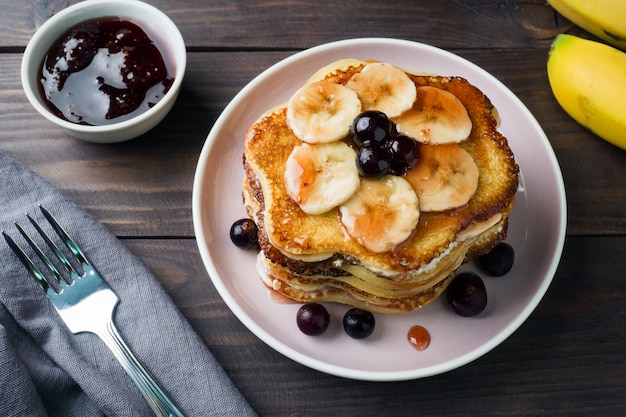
[2,1,625,415]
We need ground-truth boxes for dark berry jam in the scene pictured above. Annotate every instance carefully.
[38,17,175,126]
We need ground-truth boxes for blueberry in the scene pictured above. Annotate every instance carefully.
[386,134,418,172]
[446,272,487,317]
[343,308,375,339]
[356,143,391,178]
[478,242,515,276]
[296,303,330,336]
[351,110,391,147]
[229,218,259,249]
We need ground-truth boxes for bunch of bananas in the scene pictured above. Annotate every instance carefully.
[547,0,626,150]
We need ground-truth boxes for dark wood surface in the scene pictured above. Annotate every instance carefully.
[2,1,625,416]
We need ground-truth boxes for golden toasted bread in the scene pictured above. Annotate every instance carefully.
[242,59,518,312]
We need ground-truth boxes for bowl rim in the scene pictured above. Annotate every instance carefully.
[20,0,187,136]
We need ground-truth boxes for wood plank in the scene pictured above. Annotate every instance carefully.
[127,235,626,416]
[2,1,625,415]
[2,50,625,236]
[2,0,575,50]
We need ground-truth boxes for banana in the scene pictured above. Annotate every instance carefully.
[547,0,626,51]
[339,175,420,253]
[392,86,472,145]
[284,141,360,215]
[404,144,479,212]
[344,62,417,118]
[286,80,362,144]
[547,34,626,151]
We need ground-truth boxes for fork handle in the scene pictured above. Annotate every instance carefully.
[96,321,185,417]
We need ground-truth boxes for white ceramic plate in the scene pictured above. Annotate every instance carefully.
[192,38,566,381]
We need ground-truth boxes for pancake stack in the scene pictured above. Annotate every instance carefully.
[242,59,519,313]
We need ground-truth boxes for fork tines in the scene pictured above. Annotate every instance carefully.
[2,206,88,293]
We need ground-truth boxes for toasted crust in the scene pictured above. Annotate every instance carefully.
[242,59,519,312]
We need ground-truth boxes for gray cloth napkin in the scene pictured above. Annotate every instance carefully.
[0,152,258,417]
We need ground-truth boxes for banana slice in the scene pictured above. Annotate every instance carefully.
[393,86,472,144]
[340,175,420,253]
[286,81,362,144]
[404,144,479,212]
[345,62,417,118]
[284,141,360,215]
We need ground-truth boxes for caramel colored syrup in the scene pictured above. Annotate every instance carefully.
[407,325,431,351]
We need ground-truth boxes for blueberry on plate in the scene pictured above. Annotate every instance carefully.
[446,272,487,317]
[343,308,375,339]
[229,218,259,249]
[296,303,331,336]
[478,242,515,276]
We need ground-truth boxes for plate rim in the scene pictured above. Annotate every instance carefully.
[192,37,567,381]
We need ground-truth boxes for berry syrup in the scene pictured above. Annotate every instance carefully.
[38,17,174,125]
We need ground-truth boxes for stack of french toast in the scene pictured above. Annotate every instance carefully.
[242,59,519,313]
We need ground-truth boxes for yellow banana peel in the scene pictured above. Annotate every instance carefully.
[547,0,626,51]
[547,34,626,151]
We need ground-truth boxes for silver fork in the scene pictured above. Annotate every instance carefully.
[2,206,184,417]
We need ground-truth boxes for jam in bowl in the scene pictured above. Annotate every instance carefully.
[40,17,175,126]
[21,0,186,143]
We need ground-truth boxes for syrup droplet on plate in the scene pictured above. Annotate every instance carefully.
[407,325,430,351]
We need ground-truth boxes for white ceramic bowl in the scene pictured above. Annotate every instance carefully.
[21,0,186,143]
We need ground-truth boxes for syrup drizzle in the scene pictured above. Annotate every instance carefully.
[407,325,431,351]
